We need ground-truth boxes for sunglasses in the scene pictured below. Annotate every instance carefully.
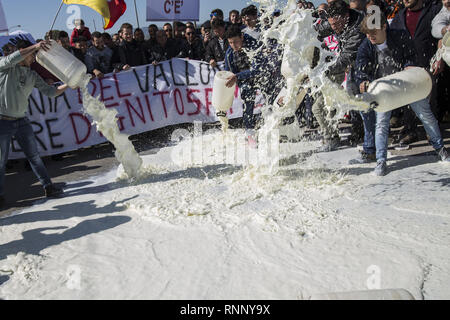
[210,12,218,18]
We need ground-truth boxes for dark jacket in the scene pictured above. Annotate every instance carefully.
[113,39,147,70]
[146,38,181,63]
[224,34,259,82]
[354,28,416,88]
[71,47,86,64]
[327,9,366,84]
[389,1,442,68]
[178,38,206,61]
[205,36,229,62]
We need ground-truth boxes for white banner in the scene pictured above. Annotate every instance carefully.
[0,30,36,55]
[146,0,200,21]
[9,59,264,160]
[0,0,7,33]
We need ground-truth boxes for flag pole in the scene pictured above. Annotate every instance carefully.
[134,0,140,28]
[50,0,64,31]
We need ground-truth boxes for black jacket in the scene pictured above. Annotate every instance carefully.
[327,9,366,84]
[178,38,206,61]
[113,39,147,70]
[205,36,229,62]
[146,39,181,63]
[389,1,442,68]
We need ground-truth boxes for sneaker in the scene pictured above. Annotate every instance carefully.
[317,138,340,153]
[437,147,450,162]
[399,132,418,145]
[44,184,64,198]
[349,151,376,165]
[374,160,387,176]
[395,143,410,151]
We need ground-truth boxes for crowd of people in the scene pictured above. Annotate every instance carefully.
[0,0,449,206]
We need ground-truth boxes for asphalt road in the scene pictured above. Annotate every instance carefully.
[1,122,449,218]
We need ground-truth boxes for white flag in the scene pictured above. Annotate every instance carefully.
[0,0,8,33]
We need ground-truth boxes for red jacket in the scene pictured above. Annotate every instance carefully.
[70,27,92,46]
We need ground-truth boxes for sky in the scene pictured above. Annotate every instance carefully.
[0,0,320,40]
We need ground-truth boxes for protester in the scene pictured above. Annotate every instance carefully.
[352,12,449,176]
[432,0,450,38]
[134,28,146,44]
[102,32,115,50]
[229,9,243,28]
[241,5,261,40]
[147,30,180,64]
[163,23,174,39]
[206,19,229,67]
[312,0,366,152]
[431,0,450,122]
[113,23,147,71]
[72,36,88,63]
[0,40,70,207]
[224,26,260,146]
[85,32,113,78]
[70,19,92,46]
[390,0,442,146]
[201,21,213,49]
[147,24,159,47]
[174,21,186,40]
[178,26,205,61]
[112,33,121,45]
[185,22,195,30]
[57,30,83,62]
[210,9,224,23]
[54,31,69,50]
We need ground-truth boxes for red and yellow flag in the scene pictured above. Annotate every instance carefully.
[63,0,127,30]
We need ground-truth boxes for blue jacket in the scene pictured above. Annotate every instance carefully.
[224,33,259,82]
[354,28,416,88]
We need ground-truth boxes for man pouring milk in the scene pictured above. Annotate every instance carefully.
[0,40,70,208]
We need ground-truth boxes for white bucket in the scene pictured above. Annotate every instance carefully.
[442,32,450,67]
[310,289,415,300]
[36,40,90,89]
[358,67,432,113]
[212,71,236,113]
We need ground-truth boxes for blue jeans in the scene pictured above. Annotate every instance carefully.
[240,81,257,130]
[361,98,444,162]
[0,118,52,196]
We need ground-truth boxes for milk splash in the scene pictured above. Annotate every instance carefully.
[80,78,143,179]
[253,0,368,144]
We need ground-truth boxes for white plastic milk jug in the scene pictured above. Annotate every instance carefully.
[212,71,236,115]
[36,40,91,89]
[357,67,432,113]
